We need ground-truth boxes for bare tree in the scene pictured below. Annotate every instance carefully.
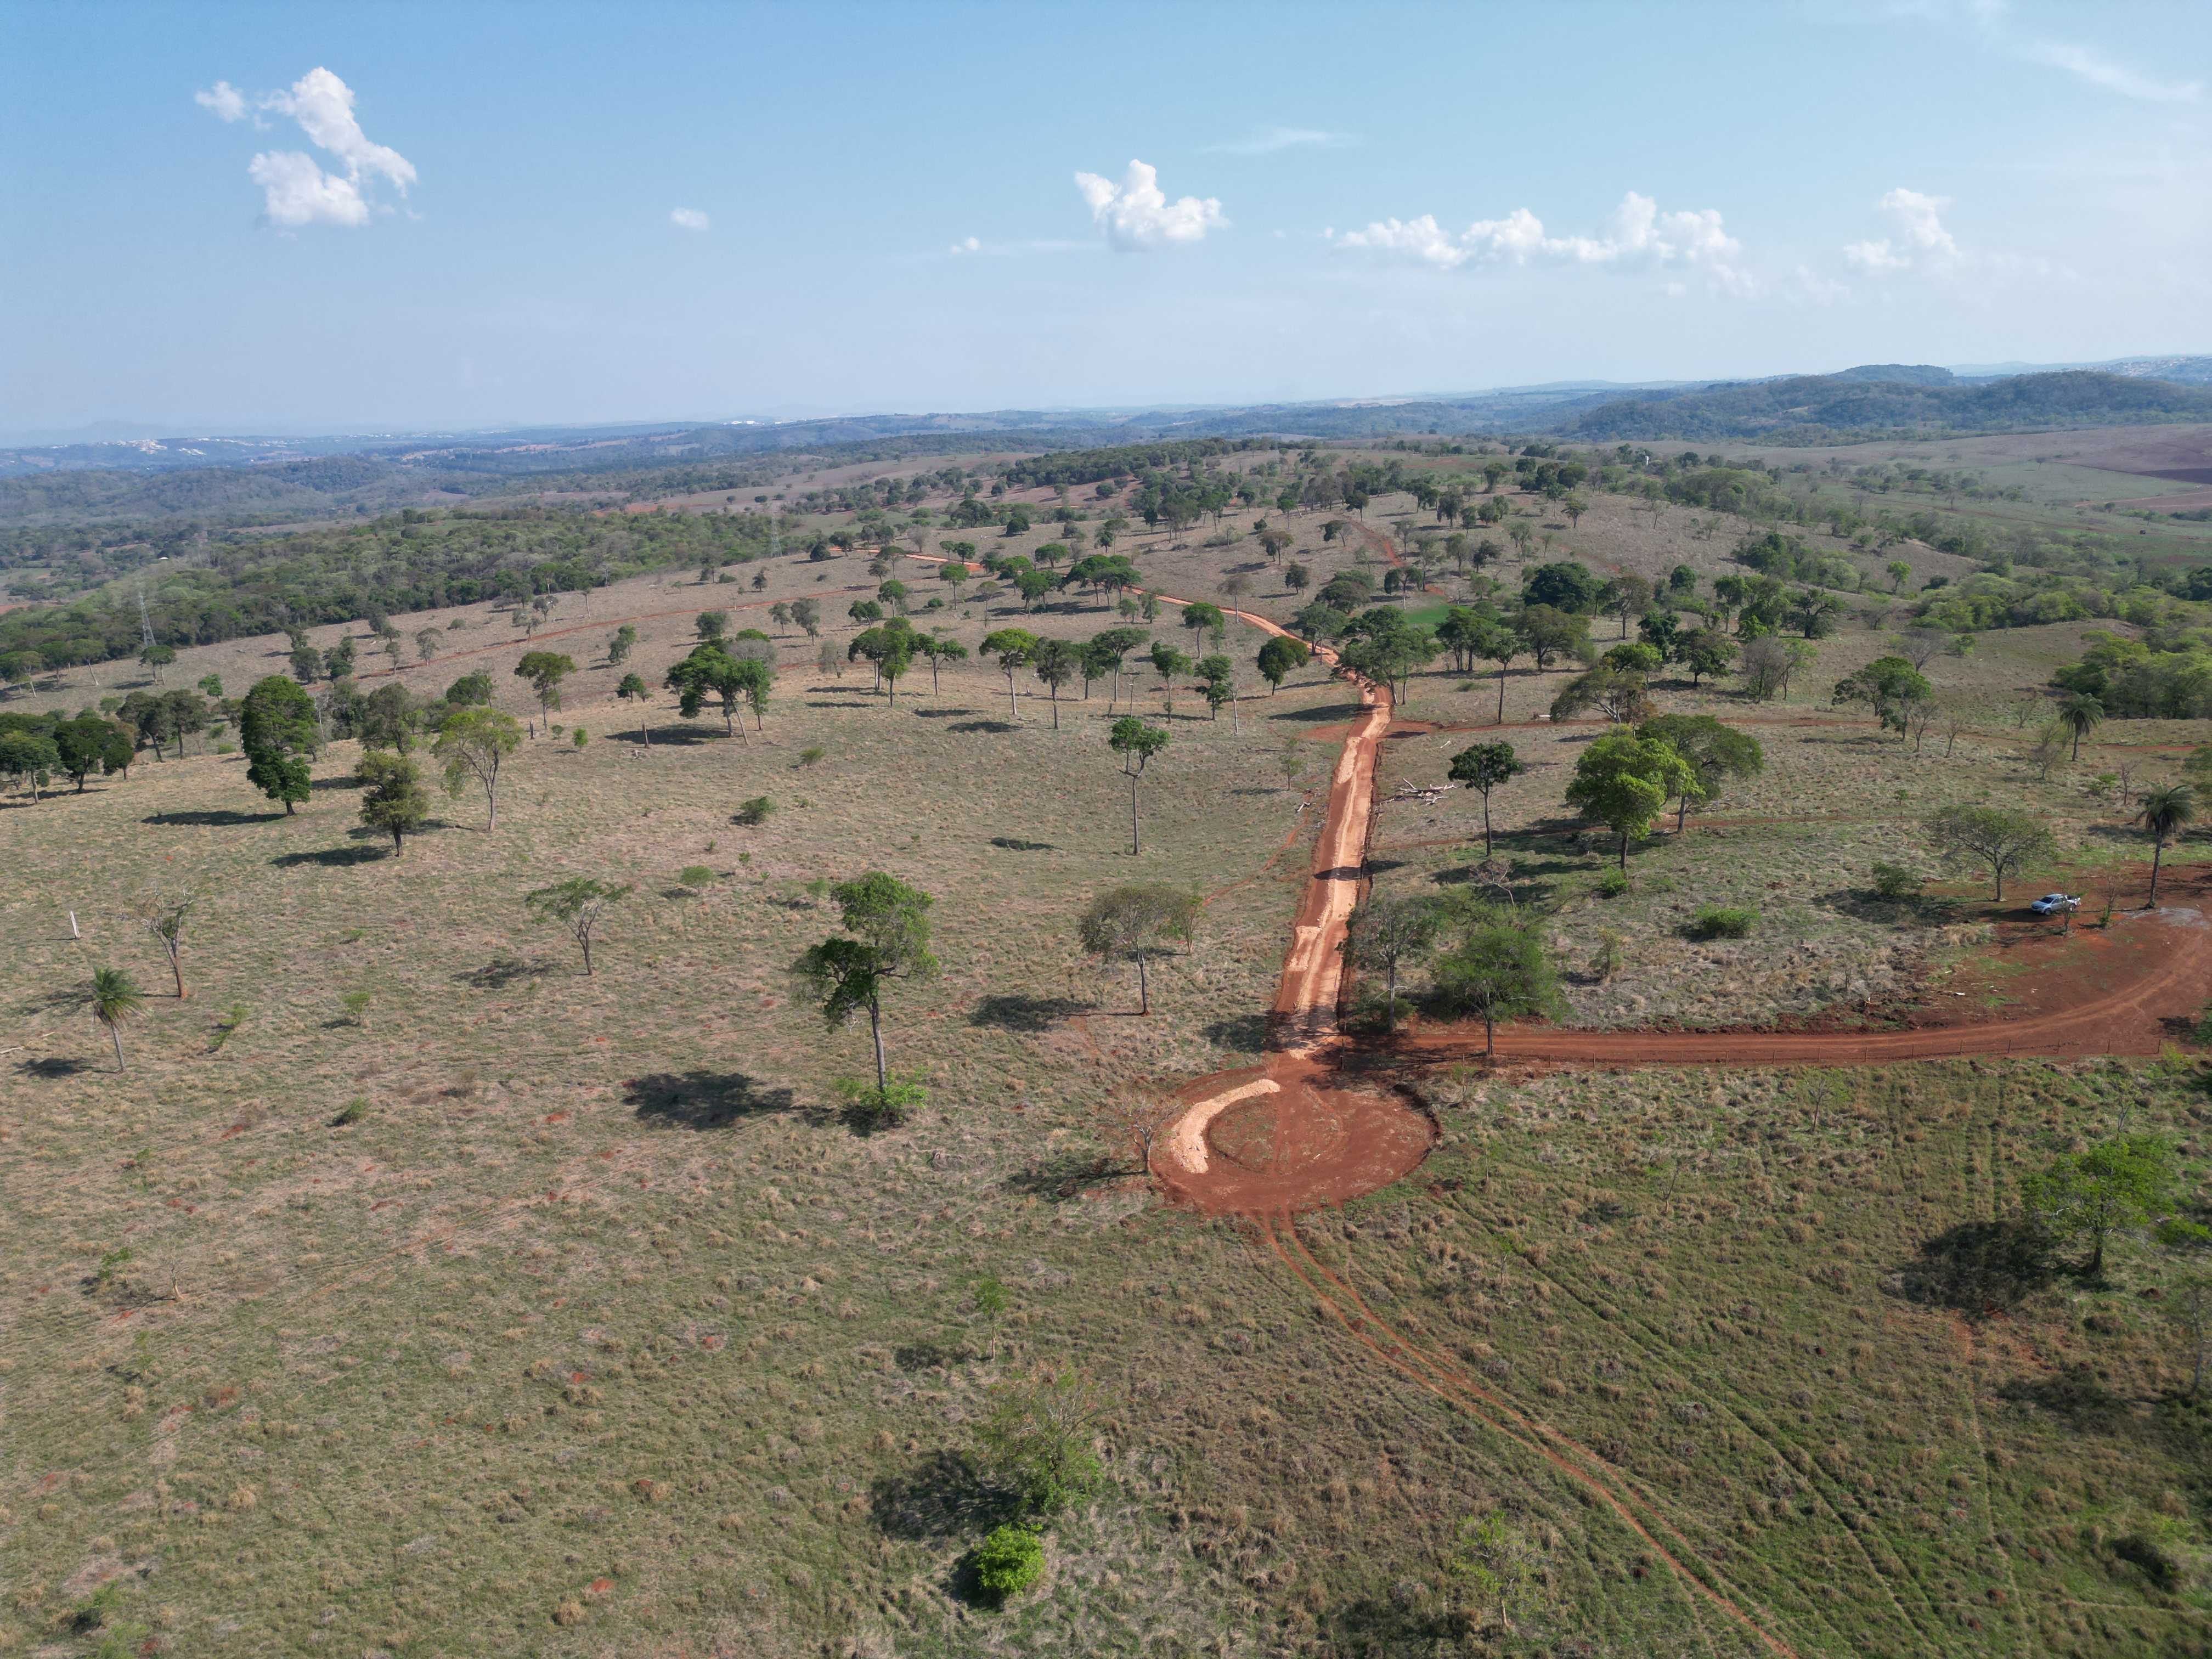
[133,889,199,1000]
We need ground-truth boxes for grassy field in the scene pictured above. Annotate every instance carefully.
[5,465,2212,1658]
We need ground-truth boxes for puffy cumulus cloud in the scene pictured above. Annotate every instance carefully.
[247,150,369,228]
[194,81,246,122]
[1842,188,1959,275]
[1330,191,1750,291]
[199,66,414,229]
[1074,160,1226,252]
[670,207,710,232]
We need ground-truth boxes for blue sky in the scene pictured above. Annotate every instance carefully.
[5,0,2210,432]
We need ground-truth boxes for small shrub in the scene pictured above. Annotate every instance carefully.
[93,1246,134,1287]
[679,865,714,889]
[972,1276,1009,1316]
[1686,905,1757,941]
[1870,862,1922,901]
[341,990,372,1026]
[2190,1001,2212,1047]
[1591,930,1623,983]
[572,727,588,749]
[971,1523,1045,1605]
[735,795,775,827]
[834,1073,928,1127]
[797,746,826,767]
[332,1098,369,1127]
[1594,871,1630,899]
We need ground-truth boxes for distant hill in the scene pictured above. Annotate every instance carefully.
[1550,369,2212,443]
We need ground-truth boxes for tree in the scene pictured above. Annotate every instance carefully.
[1832,655,1932,739]
[789,872,938,1094]
[1565,730,1697,869]
[1562,490,1588,528]
[53,715,132,792]
[526,876,634,976]
[979,629,1038,721]
[0,732,59,800]
[616,672,654,743]
[2058,693,2103,762]
[1449,742,1525,856]
[2022,1135,2175,1278]
[665,643,769,739]
[1886,558,1912,592]
[975,1369,1103,1515]
[696,610,730,641]
[1181,600,1226,652]
[133,889,198,1000]
[1549,662,1652,725]
[1032,637,1078,727]
[607,624,637,666]
[240,674,318,814]
[1601,573,1654,639]
[1433,921,1559,1054]
[791,597,822,639]
[1515,605,1584,670]
[1108,716,1169,854]
[1924,803,2056,902]
[1283,561,1311,594]
[289,642,321,684]
[357,751,430,853]
[920,634,968,695]
[89,966,144,1072]
[1636,715,1764,831]
[1679,629,1737,688]
[433,707,522,829]
[1343,896,1440,1032]
[139,642,177,682]
[1257,635,1308,694]
[2136,785,2195,907]
[355,683,417,753]
[1738,635,1789,702]
[1077,884,1199,1014]
[515,651,576,727]
[415,628,442,664]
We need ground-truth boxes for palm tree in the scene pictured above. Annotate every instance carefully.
[89,967,144,1072]
[2137,785,2195,908]
[2059,693,2104,762]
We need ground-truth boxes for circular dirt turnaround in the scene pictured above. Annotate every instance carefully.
[1150,1059,1435,1215]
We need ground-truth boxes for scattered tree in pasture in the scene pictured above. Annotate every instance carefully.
[2136,785,2195,907]
[974,1369,1103,1516]
[240,674,319,814]
[357,751,430,853]
[526,876,634,977]
[979,629,1039,721]
[1635,714,1764,832]
[1257,635,1307,693]
[1147,642,1191,720]
[2059,693,2103,761]
[1923,803,2057,902]
[0,731,59,800]
[52,715,132,792]
[696,610,730,641]
[1032,637,1078,726]
[616,672,653,742]
[89,966,144,1072]
[132,889,198,999]
[1342,895,1440,1032]
[1077,884,1199,1014]
[1448,742,1525,857]
[790,872,938,1094]
[1832,655,1932,739]
[2023,1135,2175,1278]
[1432,921,1559,1054]
[607,624,637,665]
[1108,716,1170,854]
[515,651,576,727]
[433,706,523,828]
[1565,730,1698,869]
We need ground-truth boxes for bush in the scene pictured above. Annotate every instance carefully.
[2190,1000,2212,1047]
[735,795,775,826]
[1594,870,1630,899]
[972,1523,1044,1604]
[331,1098,368,1127]
[834,1073,928,1127]
[797,746,826,766]
[1686,905,1757,940]
[678,865,714,889]
[1871,862,1923,901]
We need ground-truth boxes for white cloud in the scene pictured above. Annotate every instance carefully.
[201,67,415,229]
[2017,38,2200,103]
[1073,160,1226,252]
[950,235,983,255]
[247,150,370,228]
[194,81,246,122]
[1330,191,1750,290]
[1203,126,1356,156]
[670,208,710,232]
[1842,187,1959,275]
[946,234,1089,258]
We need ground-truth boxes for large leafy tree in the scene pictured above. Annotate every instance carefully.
[357,752,430,853]
[791,872,938,1093]
[2023,1135,2175,1278]
[0,731,59,801]
[665,642,770,739]
[1832,655,1932,739]
[515,651,577,727]
[1257,634,1308,694]
[433,706,522,830]
[1448,741,1525,857]
[52,714,132,792]
[1432,921,1559,1054]
[1077,884,1199,1014]
[1342,895,1440,1033]
[239,674,319,814]
[1637,714,1764,832]
[1924,803,2056,902]
[1564,730,1697,870]
[1108,716,1170,854]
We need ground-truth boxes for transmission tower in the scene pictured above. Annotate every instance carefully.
[137,585,157,652]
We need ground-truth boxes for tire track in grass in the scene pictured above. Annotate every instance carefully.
[1261,1214,1805,1659]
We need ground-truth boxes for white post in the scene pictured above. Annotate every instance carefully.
[70,910,80,939]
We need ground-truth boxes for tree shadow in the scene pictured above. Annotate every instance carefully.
[623,1070,796,1129]
[969,993,1091,1033]
[1996,1364,2128,1429]
[1268,703,1363,724]
[894,1339,976,1373]
[308,774,363,792]
[805,699,877,709]
[272,844,387,868]
[948,720,1017,735]
[869,1450,1021,1541]
[1890,1219,2056,1318]
[454,954,553,990]
[635,724,725,747]
[910,707,975,719]
[988,836,1056,853]
[1204,1012,1272,1053]
[143,808,278,827]
[17,1056,93,1080]
[1005,1150,1131,1200]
